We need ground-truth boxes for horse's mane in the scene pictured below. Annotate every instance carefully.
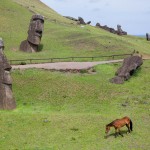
[106,119,119,126]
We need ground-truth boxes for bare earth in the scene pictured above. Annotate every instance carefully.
[12,60,123,70]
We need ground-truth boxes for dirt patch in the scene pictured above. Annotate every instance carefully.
[142,54,150,59]
[68,38,102,50]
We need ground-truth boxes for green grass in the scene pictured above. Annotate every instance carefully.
[1,0,150,62]
[0,60,149,149]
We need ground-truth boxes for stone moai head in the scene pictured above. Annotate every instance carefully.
[20,14,44,52]
[27,14,44,45]
[117,25,122,31]
[117,25,123,35]
[0,38,16,110]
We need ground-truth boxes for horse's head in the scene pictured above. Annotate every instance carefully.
[105,125,110,135]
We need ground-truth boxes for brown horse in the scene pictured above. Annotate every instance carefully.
[105,116,133,138]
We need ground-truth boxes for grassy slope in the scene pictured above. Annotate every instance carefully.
[0,60,150,149]
[0,0,150,61]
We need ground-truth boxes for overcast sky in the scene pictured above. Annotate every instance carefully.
[41,0,150,35]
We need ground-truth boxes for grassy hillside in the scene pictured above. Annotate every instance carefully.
[0,60,150,149]
[0,0,150,61]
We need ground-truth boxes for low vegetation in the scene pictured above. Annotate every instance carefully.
[0,60,150,149]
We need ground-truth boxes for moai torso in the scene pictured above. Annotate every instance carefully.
[0,38,16,109]
[117,24,123,35]
[20,14,44,52]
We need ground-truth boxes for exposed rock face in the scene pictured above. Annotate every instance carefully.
[20,14,44,52]
[110,55,143,84]
[0,38,16,109]
[146,33,150,41]
[78,17,86,25]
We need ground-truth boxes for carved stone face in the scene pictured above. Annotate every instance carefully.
[117,25,122,32]
[27,14,44,45]
[0,38,16,109]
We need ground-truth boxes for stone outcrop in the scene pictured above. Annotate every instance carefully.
[110,54,143,84]
[0,38,16,109]
[20,14,44,52]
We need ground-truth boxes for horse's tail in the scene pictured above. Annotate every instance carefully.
[130,119,133,131]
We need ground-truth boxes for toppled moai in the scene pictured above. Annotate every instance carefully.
[110,54,143,84]
[146,33,150,41]
[0,38,16,109]
[20,14,44,52]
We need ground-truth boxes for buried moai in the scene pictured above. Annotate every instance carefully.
[0,38,16,109]
[20,14,44,52]
[110,54,143,84]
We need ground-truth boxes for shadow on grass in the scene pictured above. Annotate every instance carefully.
[105,130,132,139]
[38,44,44,52]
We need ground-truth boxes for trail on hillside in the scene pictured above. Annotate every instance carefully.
[12,60,123,70]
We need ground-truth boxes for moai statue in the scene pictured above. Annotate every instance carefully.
[110,55,143,84]
[78,17,86,25]
[96,23,101,28]
[0,38,16,109]
[20,14,44,52]
[117,24,123,35]
[146,33,150,41]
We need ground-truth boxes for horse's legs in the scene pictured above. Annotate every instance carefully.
[126,124,130,133]
[115,128,118,138]
[118,128,124,137]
